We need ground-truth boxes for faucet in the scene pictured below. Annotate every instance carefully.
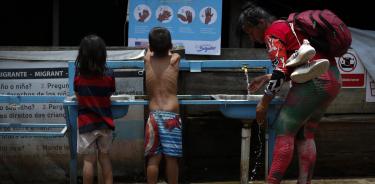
[241,65,248,73]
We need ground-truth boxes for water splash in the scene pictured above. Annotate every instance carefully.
[243,66,264,181]
[249,123,264,181]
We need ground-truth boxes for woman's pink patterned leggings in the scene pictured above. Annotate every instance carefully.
[267,66,341,184]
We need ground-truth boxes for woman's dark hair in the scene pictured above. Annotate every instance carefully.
[238,2,276,31]
[148,27,172,57]
[75,34,107,76]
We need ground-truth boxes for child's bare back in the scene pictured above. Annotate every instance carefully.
[145,50,180,113]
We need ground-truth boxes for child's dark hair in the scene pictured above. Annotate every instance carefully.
[148,27,172,57]
[75,34,107,76]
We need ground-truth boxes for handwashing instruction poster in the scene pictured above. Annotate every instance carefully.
[128,0,222,55]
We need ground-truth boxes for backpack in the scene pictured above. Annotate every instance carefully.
[287,9,352,57]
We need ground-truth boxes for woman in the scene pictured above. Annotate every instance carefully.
[238,4,341,184]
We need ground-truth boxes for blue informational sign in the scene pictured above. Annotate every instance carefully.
[128,0,222,55]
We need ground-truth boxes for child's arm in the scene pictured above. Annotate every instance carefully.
[144,48,152,63]
[170,53,180,67]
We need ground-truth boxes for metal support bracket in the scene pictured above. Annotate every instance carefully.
[189,61,202,72]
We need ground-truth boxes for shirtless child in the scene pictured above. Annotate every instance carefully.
[143,27,181,184]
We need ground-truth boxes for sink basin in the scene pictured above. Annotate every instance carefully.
[111,94,283,120]
[65,94,283,120]
[110,94,135,101]
[212,94,282,120]
[65,95,136,101]
[112,94,214,101]
[64,95,132,119]
[213,94,263,101]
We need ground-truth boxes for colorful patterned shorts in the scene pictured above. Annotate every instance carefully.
[144,111,182,157]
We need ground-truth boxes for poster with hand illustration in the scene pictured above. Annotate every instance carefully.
[177,6,195,24]
[200,6,217,25]
[128,0,222,55]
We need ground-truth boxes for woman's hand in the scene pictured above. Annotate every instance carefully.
[249,74,271,93]
[256,101,267,125]
[256,93,273,125]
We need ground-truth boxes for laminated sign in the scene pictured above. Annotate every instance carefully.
[366,73,375,102]
[128,0,222,55]
[336,49,365,88]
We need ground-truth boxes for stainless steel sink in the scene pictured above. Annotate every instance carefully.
[64,95,131,119]
[65,94,282,120]
[212,94,263,101]
[211,94,283,119]
[110,94,135,101]
[113,95,214,101]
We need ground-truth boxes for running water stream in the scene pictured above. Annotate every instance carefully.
[244,68,264,181]
[244,67,251,97]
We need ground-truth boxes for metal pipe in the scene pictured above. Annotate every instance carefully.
[240,121,251,184]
